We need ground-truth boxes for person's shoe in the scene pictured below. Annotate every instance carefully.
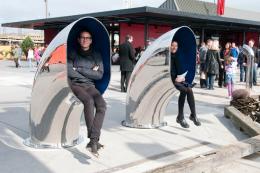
[86,140,100,158]
[176,118,189,128]
[189,115,201,126]
[86,141,104,150]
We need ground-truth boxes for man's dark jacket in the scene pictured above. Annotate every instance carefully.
[67,49,103,86]
[119,41,135,71]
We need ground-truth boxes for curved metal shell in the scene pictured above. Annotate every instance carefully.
[25,17,111,148]
[122,26,196,128]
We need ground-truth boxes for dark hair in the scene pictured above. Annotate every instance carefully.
[76,29,93,51]
[249,39,255,43]
[77,29,92,39]
[171,40,178,44]
[207,39,212,43]
[125,34,132,42]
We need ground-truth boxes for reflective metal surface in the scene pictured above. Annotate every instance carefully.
[122,26,196,128]
[25,17,111,148]
[241,44,254,90]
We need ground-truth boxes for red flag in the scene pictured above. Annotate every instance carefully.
[217,0,225,15]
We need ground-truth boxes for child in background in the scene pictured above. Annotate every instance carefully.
[225,56,235,99]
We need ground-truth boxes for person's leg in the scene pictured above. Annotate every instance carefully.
[227,82,232,97]
[206,73,210,89]
[125,71,132,92]
[186,87,201,126]
[186,88,195,116]
[231,81,234,97]
[244,66,247,82]
[207,74,212,89]
[178,91,186,120]
[210,75,216,89]
[121,71,126,92]
[174,83,189,128]
[84,86,106,155]
[18,57,21,67]
[70,85,95,138]
[200,64,206,88]
[240,65,244,82]
[14,59,18,68]
[223,71,226,87]
[86,86,106,141]
[218,69,223,87]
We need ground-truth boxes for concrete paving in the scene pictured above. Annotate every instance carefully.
[0,60,259,173]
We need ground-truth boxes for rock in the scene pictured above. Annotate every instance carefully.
[232,89,249,100]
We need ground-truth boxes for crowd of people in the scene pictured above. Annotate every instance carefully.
[113,35,260,100]
[198,39,259,99]
[11,44,47,68]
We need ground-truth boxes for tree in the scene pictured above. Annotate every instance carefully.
[21,36,34,59]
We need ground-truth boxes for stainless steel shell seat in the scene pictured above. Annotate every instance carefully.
[25,17,110,148]
[122,26,196,128]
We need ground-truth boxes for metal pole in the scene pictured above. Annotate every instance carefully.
[243,31,246,44]
[44,0,48,18]
[144,20,148,49]
[201,28,205,43]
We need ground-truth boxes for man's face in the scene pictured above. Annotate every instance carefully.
[171,41,178,54]
[232,43,236,47]
[248,40,254,48]
[207,40,213,48]
[78,31,92,50]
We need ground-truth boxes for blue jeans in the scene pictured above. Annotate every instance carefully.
[239,65,247,82]
[207,73,215,89]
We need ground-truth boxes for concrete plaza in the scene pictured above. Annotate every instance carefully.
[0,60,260,173]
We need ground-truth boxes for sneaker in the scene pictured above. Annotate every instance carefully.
[176,118,189,128]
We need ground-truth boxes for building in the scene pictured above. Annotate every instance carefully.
[2,0,260,49]
[0,33,44,45]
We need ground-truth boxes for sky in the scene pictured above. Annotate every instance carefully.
[1,0,260,34]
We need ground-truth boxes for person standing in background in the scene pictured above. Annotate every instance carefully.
[205,40,221,90]
[248,39,259,86]
[27,48,34,68]
[34,46,41,66]
[199,40,212,88]
[171,41,201,128]
[119,35,135,92]
[219,42,231,87]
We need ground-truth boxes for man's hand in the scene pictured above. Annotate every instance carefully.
[175,76,185,83]
[92,65,99,71]
[73,67,76,71]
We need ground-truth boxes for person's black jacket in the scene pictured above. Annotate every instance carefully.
[205,49,221,75]
[67,49,104,86]
[237,52,246,65]
[171,53,181,82]
[171,53,194,87]
[119,41,135,71]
